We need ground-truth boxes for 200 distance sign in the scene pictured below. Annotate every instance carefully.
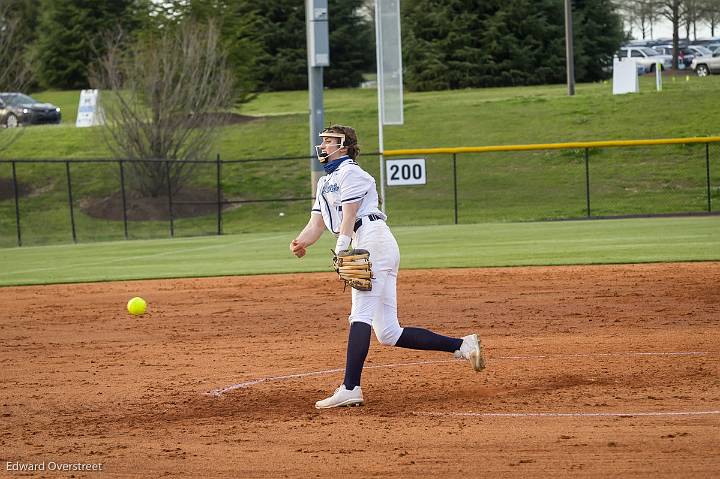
[385,158,426,186]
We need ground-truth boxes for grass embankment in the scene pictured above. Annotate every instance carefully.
[0,75,719,247]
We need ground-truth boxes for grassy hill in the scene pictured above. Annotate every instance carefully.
[1,74,719,247]
[7,75,720,158]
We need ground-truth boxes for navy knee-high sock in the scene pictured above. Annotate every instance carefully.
[394,327,463,352]
[343,322,372,390]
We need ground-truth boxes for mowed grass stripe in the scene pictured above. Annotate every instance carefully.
[0,216,717,286]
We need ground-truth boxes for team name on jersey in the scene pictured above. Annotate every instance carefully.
[322,183,339,194]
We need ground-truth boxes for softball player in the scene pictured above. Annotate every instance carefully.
[290,125,484,409]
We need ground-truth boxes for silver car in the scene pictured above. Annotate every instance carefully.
[653,45,694,68]
[691,51,720,76]
[688,45,715,57]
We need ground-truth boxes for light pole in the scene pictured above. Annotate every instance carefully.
[565,0,576,96]
[306,0,330,195]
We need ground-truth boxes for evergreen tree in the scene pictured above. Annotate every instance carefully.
[479,0,565,87]
[402,0,624,90]
[219,2,262,101]
[573,0,624,82]
[325,0,374,88]
[251,0,308,91]
[402,0,490,91]
[33,0,142,89]
[248,0,374,91]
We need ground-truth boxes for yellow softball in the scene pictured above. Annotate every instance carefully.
[127,297,147,316]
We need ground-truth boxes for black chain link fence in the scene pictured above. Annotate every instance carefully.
[1,140,718,247]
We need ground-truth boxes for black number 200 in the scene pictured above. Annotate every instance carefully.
[389,163,423,181]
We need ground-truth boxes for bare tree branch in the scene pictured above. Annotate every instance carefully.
[0,3,33,153]
[90,21,235,197]
[657,0,687,68]
[684,0,702,41]
[699,0,720,36]
[616,1,663,39]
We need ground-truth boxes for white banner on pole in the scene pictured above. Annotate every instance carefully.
[376,0,403,125]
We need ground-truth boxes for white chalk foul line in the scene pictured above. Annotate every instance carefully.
[206,359,454,396]
[414,410,720,418]
[205,350,709,397]
[494,351,708,360]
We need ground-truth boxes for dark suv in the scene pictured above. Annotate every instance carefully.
[0,93,62,128]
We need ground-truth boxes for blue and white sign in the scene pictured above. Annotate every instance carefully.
[76,89,103,127]
[386,158,426,186]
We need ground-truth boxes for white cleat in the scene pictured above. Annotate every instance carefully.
[455,334,486,372]
[315,385,365,409]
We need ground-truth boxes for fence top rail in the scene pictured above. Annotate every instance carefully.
[383,136,720,156]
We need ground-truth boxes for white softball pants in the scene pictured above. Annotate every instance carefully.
[348,219,403,346]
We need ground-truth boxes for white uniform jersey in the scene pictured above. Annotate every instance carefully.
[311,158,386,235]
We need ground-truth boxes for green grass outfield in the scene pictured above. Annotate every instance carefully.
[1,216,717,287]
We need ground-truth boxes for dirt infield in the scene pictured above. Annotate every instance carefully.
[1,262,719,478]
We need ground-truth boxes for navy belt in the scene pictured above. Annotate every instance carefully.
[353,214,382,232]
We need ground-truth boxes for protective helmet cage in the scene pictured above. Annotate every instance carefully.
[315,131,346,163]
[315,125,359,162]
[319,131,346,147]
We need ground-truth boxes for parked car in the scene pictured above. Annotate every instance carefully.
[627,38,669,49]
[688,37,720,47]
[617,46,673,72]
[688,45,715,58]
[602,58,646,75]
[626,39,654,47]
[691,51,720,76]
[652,45,694,68]
[0,93,62,128]
[707,43,720,54]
